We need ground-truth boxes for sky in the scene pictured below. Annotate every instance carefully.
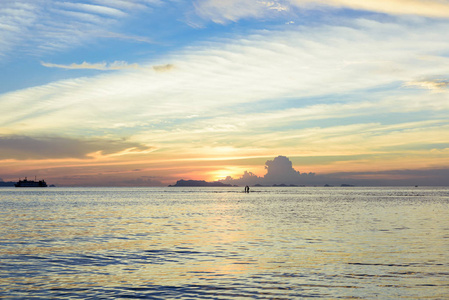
[0,0,449,186]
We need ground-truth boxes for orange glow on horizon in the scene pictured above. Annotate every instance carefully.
[1,150,448,186]
[208,168,245,182]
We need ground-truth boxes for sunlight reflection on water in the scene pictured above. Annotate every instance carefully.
[1,187,449,299]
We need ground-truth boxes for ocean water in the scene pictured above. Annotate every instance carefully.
[1,186,448,299]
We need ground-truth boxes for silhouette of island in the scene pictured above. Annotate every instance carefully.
[167,155,447,188]
[169,179,232,187]
[0,179,15,187]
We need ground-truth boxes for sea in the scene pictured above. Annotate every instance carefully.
[1,186,448,299]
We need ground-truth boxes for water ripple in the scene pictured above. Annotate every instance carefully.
[1,187,449,299]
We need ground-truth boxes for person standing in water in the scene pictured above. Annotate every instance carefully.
[245,186,250,193]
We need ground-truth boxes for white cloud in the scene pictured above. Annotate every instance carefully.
[40,61,174,72]
[41,61,141,70]
[152,64,175,72]
[194,0,449,24]
[98,32,154,43]
[0,0,157,60]
[193,0,289,24]
[1,18,449,159]
[57,2,128,18]
[405,79,449,91]
[91,0,150,11]
[314,0,449,18]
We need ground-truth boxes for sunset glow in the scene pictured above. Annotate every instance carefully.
[1,0,449,186]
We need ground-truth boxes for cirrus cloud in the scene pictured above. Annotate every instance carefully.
[194,0,449,24]
[405,79,449,91]
[41,60,141,70]
[0,0,159,60]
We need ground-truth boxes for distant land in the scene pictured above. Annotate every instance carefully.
[0,179,15,187]
[169,179,233,187]
[169,179,355,188]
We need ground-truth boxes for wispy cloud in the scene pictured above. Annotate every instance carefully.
[56,2,128,18]
[41,61,141,70]
[295,0,449,18]
[1,16,449,180]
[194,0,289,24]
[405,79,449,91]
[0,0,158,60]
[40,61,174,72]
[2,18,449,132]
[194,0,449,23]
[91,0,155,11]
[98,32,154,44]
[152,64,174,72]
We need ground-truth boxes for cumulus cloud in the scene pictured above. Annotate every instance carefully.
[221,156,317,186]
[1,17,449,178]
[264,155,302,183]
[0,135,153,160]
[220,156,449,186]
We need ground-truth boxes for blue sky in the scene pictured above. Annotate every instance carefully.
[1,0,449,186]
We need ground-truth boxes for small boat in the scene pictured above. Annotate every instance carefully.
[15,177,48,187]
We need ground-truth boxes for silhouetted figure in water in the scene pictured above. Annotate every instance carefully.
[245,185,250,193]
